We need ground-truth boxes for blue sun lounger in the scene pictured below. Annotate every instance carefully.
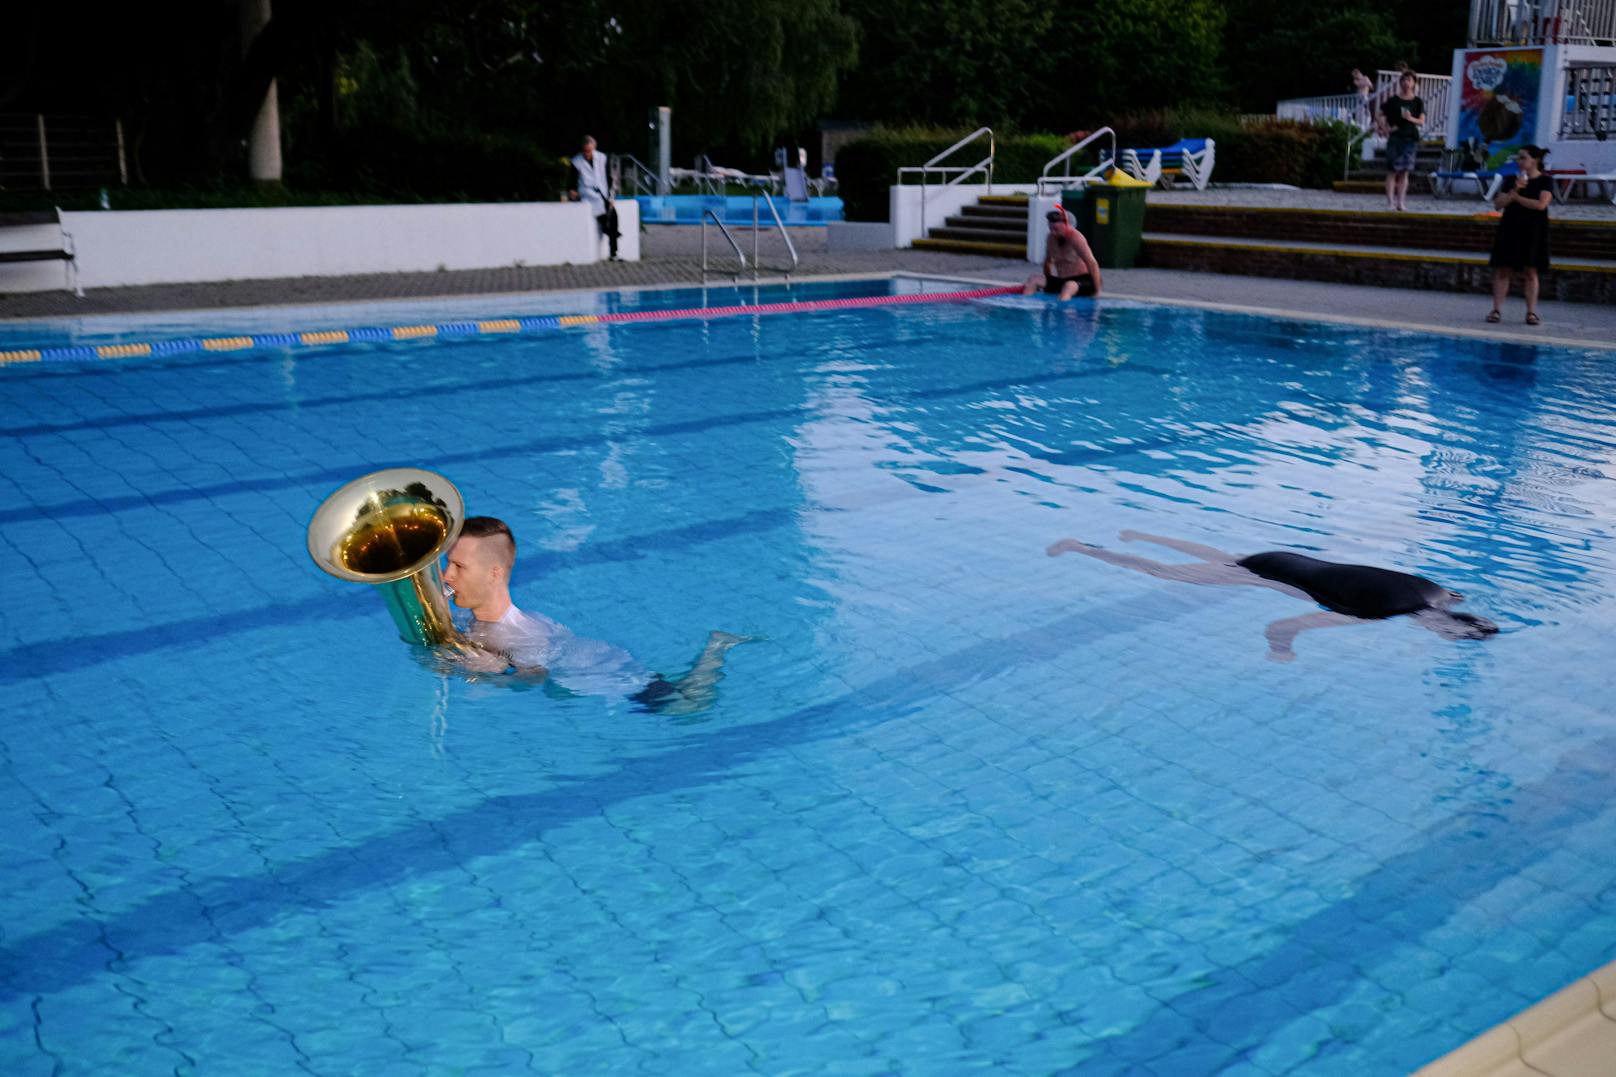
[1431,160,1517,201]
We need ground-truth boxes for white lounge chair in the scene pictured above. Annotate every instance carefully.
[1118,138,1216,190]
[1117,149,1163,187]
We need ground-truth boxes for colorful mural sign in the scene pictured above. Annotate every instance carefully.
[1455,48,1544,169]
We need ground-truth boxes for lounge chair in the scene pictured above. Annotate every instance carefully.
[1552,170,1616,204]
[1119,138,1215,190]
[1431,160,1516,201]
[1114,149,1164,187]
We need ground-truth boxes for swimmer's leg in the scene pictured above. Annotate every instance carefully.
[636,630,759,717]
[1262,611,1364,662]
[1058,279,1081,301]
[1046,538,1235,585]
[1118,531,1234,564]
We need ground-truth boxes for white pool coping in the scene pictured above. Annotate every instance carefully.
[1411,957,1616,1076]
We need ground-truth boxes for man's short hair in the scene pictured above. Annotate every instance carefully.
[1046,210,1065,221]
[462,516,516,571]
[582,135,596,147]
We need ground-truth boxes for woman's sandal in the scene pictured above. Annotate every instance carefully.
[1486,309,1502,323]
[1525,312,1541,326]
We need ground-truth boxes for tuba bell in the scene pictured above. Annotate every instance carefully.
[307,467,468,646]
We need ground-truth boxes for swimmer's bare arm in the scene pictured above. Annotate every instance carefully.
[1261,611,1363,662]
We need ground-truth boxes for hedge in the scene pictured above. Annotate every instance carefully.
[0,127,574,213]
[835,117,1355,221]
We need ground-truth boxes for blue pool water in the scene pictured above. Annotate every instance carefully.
[633,194,843,225]
[2,281,1614,1074]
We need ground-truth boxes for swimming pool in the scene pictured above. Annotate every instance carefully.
[2,279,1614,1074]
[633,194,843,225]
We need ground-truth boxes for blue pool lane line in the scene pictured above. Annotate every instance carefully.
[0,287,1018,366]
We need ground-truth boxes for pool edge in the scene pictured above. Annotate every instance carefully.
[1410,956,1616,1076]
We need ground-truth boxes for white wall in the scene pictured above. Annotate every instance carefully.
[890,183,1038,247]
[1026,194,1062,264]
[2,200,639,294]
[1545,45,1616,175]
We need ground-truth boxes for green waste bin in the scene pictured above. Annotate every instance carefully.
[1062,179,1148,269]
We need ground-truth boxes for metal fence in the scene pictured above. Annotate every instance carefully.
[1470,0,1616,45]
[0,115,127,192]
[1561,63,1616,138]
[1275,70,1453,140]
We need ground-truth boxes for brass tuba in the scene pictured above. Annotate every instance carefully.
[307,467,467,646]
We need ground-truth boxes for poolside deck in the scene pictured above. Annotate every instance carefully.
[5,215,1614,353]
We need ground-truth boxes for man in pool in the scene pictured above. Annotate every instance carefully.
[441,516,750,713]
[1023,208,1102,300]
[1047,530,1499,661]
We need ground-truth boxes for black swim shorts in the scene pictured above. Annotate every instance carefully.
[1043,275,1096,297]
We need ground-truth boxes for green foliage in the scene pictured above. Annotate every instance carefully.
[835,127,1065,222]
[1040,0,1227,124]
[837,1,1059,128]
[297,126,572,202]
[1221,0,1414,112]
[1108,110,1355,188]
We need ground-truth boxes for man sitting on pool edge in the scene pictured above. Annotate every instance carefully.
[1023,208,1102,300]
[440,516,751,714]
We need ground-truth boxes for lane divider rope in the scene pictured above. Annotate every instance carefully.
[0,285,1022,366]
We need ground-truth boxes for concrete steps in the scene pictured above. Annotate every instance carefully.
[913,194,1029,258]
[1146,203,1616,260]
[1140,231,1616,304]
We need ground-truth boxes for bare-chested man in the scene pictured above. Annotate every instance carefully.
[1048,530,1499,661]
[1024,208,1102,300]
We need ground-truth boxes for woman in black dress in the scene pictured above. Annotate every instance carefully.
[1488,144,1552,326]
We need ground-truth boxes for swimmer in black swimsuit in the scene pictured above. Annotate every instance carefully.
[1047,531,1499,661]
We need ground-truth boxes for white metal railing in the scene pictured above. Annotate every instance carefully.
[1470,0,1616,45]
[1274,71,1452,139]
[1277,93,1373,129]
[1035,127,1118,195]
[896,126,994,235]
[615,154,662,196]
[700,210,746,282]
[751,195,799,281]
[1562,63,1616,138]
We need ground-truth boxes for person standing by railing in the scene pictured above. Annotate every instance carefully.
[1377,70,1425,211]
[1352,68,1375,129]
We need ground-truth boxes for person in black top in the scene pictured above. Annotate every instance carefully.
[1378,70,1424,211]
[1047,531,1498,662]
[1488,144,1553,326]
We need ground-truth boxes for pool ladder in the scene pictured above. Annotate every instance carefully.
[700,192,799,284]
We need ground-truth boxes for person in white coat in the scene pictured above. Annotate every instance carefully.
[569,135,620,260]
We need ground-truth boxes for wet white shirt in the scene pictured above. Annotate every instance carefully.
[469,605,650,698]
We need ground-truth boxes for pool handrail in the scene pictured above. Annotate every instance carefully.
[895,126,995,235]
[752,193,799,281]
[1035,127,1118,196]
[700,209,747,283]
[617,153,663,196]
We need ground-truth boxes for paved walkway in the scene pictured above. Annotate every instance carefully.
[1151,186,1616,221]
[4,220,1614,351]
